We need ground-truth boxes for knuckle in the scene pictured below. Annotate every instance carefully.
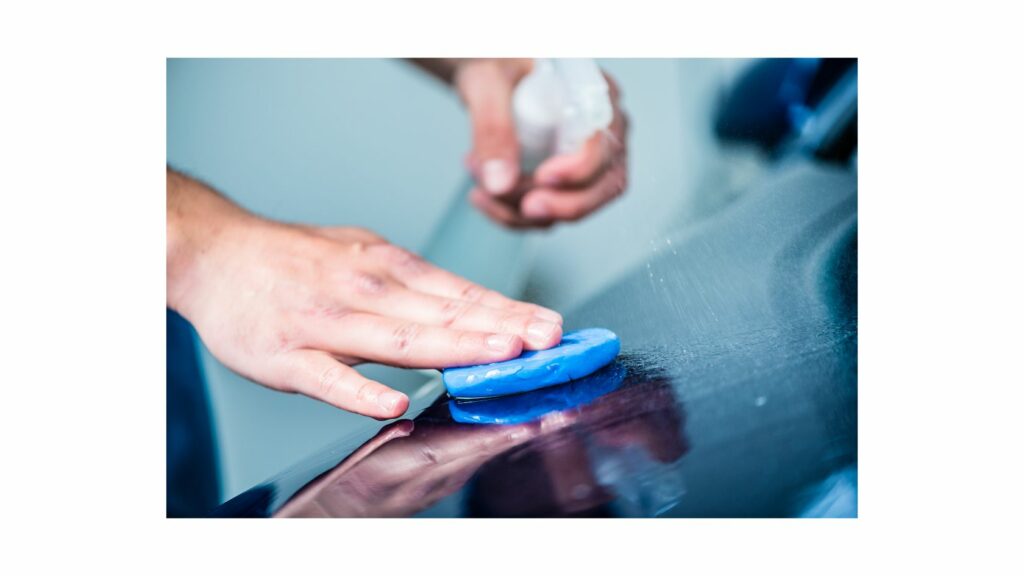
[270,327,296,354]
[348,241,370,256]
[350,227,386,243]
[438,298,471,328]
[317,365,345,400]
[372,244,428,277]
[353,380,377,406]
[391,322,422,358]
[458,283,486,303]
[348,271,387,296]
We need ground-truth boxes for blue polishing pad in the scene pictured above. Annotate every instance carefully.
[449,362,625,424]
[443,327,620,399]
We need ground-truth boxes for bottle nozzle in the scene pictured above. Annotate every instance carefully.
[513,59,614,169]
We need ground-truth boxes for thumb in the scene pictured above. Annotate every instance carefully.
[457,62,521,195]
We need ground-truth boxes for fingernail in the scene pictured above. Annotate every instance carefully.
[378,391,407,413]
[481,159,515,195]
[522,199,550,219]
[487,333,517,351]
[527,321,559,344]
[534,308,563,323]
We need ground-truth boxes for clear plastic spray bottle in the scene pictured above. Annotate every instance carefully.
[513,58,614,171]
[424,59,614,297]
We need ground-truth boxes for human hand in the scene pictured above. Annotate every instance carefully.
[454,59,629,228]
[167,170,563,420]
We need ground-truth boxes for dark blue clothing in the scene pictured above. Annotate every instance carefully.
[166,309,220,517]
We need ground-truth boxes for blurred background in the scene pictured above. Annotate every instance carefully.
[167,58,853,503]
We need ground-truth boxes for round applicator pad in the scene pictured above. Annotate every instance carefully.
[449,362,626,424]
[442,327,620,399]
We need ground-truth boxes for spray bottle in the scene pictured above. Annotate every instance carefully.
[423,59,614,297]
[513,58,614,171]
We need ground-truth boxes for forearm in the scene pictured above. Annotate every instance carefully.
[407,59,471,85]
[166,167,257,313]
[408,58,533,89]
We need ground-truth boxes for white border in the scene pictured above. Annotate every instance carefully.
[3,0,1022,574]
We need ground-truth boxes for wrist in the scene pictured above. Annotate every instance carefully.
[453,59,533,99]
[166,169,258,315]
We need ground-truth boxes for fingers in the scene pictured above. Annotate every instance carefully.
[354,283,563,350]
[520,159,628,222]
[308,312,530,369]
[370,243,562,323]
[533,93,627,188]
[456,62,521,196]
[282,350,410,419]
[469,187,554,229]
[532,131,611,188]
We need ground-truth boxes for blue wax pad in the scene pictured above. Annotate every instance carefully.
[443,327,620,399]
[449,362,625,425]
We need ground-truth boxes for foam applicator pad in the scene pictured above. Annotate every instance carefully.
[443,328,620,399]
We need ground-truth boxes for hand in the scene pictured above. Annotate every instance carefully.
[167,169,563,419]
[455,59,629,228]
